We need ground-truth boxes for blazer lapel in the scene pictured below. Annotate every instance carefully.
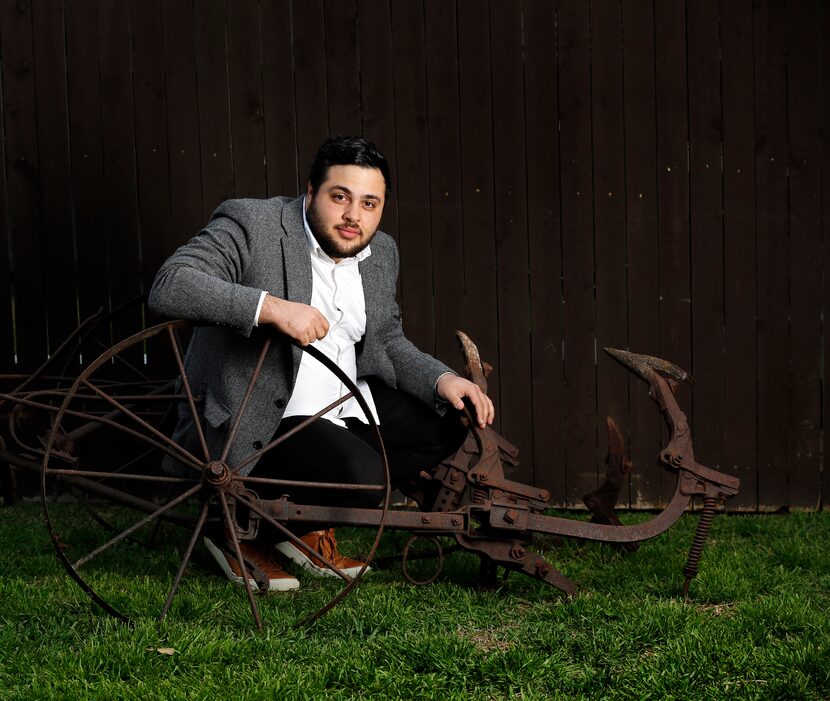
[279,197,313,373]
[280,196,313,306]
[359,256,384,343]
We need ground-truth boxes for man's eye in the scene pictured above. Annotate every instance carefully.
[333,194,346,201]
[363,201,375,209]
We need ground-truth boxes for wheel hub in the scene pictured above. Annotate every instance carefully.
[203,460,232,489]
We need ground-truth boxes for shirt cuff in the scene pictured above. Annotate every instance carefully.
[433,371,457,401]
[253,290,267,327]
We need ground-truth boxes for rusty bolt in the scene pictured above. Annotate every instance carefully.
[535,560,550,577]
[421,515,431,524]
[509,545,526,560]
[503,508,518,525]
[451,517,462,527]
[478,474,489,483]
[450,471,459,483]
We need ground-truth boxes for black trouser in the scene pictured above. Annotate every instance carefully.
[253,377,467,533]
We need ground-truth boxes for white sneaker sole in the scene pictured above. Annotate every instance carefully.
[275,540,367,579]
[204,537,300,592]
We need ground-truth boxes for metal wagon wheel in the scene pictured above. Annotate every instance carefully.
[41,320,390,630]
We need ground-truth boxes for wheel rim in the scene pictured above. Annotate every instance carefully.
[41,320,390,629]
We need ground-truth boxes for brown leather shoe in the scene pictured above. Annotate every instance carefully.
[275,529,367,579]
[204,536,299,591]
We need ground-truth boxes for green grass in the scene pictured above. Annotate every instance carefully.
[1,504,828,700]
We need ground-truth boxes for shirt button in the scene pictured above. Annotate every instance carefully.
[274,398,286,408]
[253,440,263,450]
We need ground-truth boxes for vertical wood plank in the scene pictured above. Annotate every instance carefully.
[722,0,758,510]
[0,0,46,369]
[390,0,434,354]
[786,0,821,509]
[822,0,830,512]
[754,0,789,510]
[358,0,398,233]
[654,0,691,505]
[65,0,107,334]
[456,0,500,425]
[161,0,204,249]
[131,0,172,291]
[687,0,725,477]
[591,0,629,501]
[558,0,597,505]
[324,0,361,136]
[292,0,329,173]
[489,0,532,484]
[98,0,143,346]
[524,0,565,499]
[31,0,77,352]
[622,0,661,508]
[424,0,464,368]
[261,0,299,197]
[0,51,12,367]
[226,2,267,199]
[194,0,234,218]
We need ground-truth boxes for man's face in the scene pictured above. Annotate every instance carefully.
[306,164,386,261]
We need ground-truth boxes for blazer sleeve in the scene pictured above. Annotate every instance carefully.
[148,205,264,336]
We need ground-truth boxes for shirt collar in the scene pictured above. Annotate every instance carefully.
[302,195,372,263]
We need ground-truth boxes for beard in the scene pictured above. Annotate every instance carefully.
[306,198,377,260]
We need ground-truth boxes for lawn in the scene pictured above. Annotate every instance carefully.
[1,503,828,700]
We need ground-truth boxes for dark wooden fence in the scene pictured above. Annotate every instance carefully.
[0,0,826,511]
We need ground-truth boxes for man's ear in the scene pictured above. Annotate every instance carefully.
[306,181,314,198]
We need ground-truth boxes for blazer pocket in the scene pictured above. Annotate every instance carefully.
[203,390,232,429]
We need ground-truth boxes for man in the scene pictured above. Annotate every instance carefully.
[149,136,493,591]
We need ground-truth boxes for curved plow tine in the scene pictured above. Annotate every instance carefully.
[455,330,488,394]
[603,347,691,385]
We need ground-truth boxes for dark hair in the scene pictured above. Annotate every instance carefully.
[308,136,392,196]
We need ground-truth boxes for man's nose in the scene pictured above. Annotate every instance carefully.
[343,200,360,222]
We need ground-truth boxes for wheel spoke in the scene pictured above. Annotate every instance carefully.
[5,390,202,472]
[80,379,204,471]
[159,498,210,625]
[231,391,354,475]
[47,468,198,484]
[72,482,203,569]
[102,446,159,477]
[91,336,153,383]
[219,338,271,463]
[167,326,210,463]
[219,493,262,630]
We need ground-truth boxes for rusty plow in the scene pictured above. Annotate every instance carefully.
[4,319,740,629]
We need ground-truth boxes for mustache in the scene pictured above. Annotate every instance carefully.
[336,223,362,234]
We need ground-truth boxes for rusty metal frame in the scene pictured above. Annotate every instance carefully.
[1,319,740,629]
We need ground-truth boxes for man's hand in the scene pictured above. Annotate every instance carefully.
[259,294,329,346]
[436,374,495,429]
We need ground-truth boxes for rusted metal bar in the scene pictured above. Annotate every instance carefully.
[231,390,356,475]
[159,499,210,625]
[167,326,210,463]
[219,338,271,464]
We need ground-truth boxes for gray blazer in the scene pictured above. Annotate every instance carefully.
[148,195,452,475]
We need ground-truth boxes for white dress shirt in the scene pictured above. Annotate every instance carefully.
[255,197,379,426]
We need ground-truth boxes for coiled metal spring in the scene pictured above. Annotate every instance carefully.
[682,496,719,597]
